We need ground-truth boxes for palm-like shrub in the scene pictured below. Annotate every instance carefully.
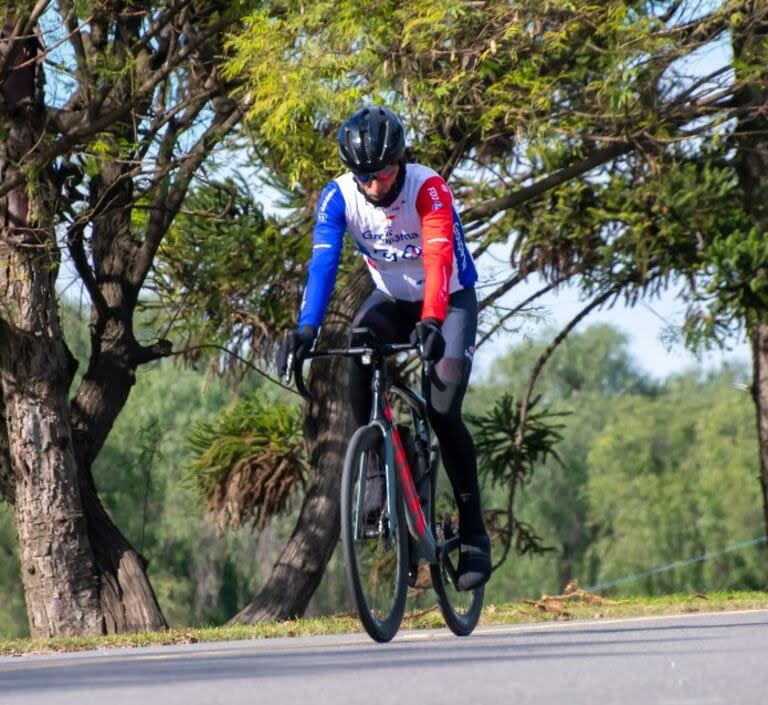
[468,394,566,565]
[188,395,305,531]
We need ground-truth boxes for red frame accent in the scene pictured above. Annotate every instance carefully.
[384,402,427,538]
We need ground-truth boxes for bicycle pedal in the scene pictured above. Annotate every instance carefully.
[442,513,457,539]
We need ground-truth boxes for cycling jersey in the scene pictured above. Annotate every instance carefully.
[298,163,478,329]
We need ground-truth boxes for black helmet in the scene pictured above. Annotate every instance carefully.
[337,106,405,173]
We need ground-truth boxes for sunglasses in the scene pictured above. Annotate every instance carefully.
[353,162,398,184]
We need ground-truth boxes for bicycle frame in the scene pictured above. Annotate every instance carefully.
[368,367,434,559]
[291,331,460,584]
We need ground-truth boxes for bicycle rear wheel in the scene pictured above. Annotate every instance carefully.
[341,424,409,643]
[430,489,484,636]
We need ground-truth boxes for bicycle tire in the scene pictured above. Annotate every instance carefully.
[341,423,409,643]
[430,492,484,636]
[388,384,484,635]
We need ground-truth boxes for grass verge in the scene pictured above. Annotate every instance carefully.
[1,590,767,657]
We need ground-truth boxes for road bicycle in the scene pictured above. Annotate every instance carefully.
[288,327,484,642]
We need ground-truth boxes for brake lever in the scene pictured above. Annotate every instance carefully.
[282,352,293,384]
[292,353,314,402]
[282,350,295,385]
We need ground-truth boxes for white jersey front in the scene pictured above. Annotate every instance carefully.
[299,163,477,329]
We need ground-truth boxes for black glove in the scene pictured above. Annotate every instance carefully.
[276,325,318,378]
[410,318,445,362]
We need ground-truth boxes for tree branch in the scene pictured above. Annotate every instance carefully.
[0,12,237,202]
[21,0,51,38]
[131,101,242,286]
[658,0,747,43]
[461,141,635,225]
[129,0,193,59]
[135,80,222,162]
[477,273,524,311]
[65,218,108,317]
[514,284,620,448]
[58,0,87,69]
[476,276,568,349]
[0,10,33,82]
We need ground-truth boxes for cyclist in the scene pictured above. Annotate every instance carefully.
[279,105,491,590]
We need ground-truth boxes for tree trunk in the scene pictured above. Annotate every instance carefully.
[0,187,104,637]
[732,6,768,538]
[0,315,103,637]
[68,169,168,633]
[78,468,169,632]
[0,399,13,505]
[72,349,168,632]
[231,267,371,622]
[1,16,165,635]
[751,322,768,537]
[750,345,768,537]
[0,20,105,638]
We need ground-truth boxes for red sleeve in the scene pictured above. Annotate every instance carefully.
[415,176,454,322]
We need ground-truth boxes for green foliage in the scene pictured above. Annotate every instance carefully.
[228,0,576,185]
[586,373,766,594]
[468,393,567,559]
[686,226,768,345]
[470,325,765,604]
[228,0,768,356]
[511,147,751,301]
[153,176,305,362]
[471,393,565,493]
[0,504,26,638]
[187,393,306,530]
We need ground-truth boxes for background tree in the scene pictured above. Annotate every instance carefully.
[468,326,765,600]
[181,0,768,621]
[0,1,247,636]
[586,369,765,594]
[471,324,656,589]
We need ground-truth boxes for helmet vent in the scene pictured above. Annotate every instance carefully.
[337,105,405,172]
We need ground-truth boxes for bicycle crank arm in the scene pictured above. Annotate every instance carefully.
[438,536,462,589]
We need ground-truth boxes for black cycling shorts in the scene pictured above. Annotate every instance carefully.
[351,286,477,385]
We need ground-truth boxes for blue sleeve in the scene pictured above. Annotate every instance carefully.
[297,182,347,329]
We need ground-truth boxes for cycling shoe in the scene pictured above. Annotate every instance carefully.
[456,532,491,591]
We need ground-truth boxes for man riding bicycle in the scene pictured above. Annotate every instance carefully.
[279,105,491,591]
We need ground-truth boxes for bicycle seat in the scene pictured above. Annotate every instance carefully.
[348,327,381,350]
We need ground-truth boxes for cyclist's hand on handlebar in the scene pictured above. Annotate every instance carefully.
[410,318,445,362]
[276,325,318,378]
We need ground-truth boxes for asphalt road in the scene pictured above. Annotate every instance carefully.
[1,610,766,705]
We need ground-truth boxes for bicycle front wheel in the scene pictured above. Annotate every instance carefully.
[341,424,409,643]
